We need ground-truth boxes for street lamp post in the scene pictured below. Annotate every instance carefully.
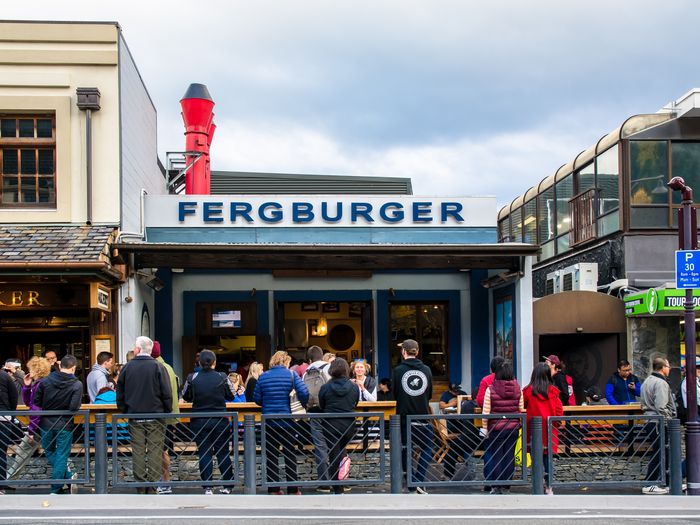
[668,176,700,495]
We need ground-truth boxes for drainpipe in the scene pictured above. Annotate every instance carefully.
[76,88,101,225]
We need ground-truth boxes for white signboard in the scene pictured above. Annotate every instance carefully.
[145,195,496,228]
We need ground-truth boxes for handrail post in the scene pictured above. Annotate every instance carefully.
[390,415,403,494]
[244,414,257,495]
[531,416,544,495]
[94,413,108,494]
[669,418,682,495]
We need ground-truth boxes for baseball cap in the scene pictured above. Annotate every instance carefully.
[397,339,419,352]
[4,358,21,368]
[449,383,462,392]
[542,354,561,367]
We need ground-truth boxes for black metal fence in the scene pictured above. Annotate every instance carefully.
[0,410,89,492]
[0,410,685,495]
[546,415,668,488]
[405,414,528,492]
[110,412,240,493]
[258,412,385,493]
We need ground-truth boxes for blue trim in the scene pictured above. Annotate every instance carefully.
[375,290,461,381]
[470,270,491,390]
[154,269,174,364]
[145,226,497,245]
[182,291,269,337]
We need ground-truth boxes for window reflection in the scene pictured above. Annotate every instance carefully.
[390,303,447,378]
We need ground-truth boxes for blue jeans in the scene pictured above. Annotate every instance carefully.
[402,422,434,485]
[191,418,233,487]
[41,429,73,493]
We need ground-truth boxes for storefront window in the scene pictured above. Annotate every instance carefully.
[630,141,668,205]
[596,145,619,215]
[522,199,537,244]
[390,303,447,379]
[538,187,555,244]
[555,175,573,236]
[511,207,522,243]
[671,142,700,205]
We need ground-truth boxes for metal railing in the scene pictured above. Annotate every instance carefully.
[258,412,385,493]
[404,414,527,491]
[110,412,239,492]
[1,410,90,492]
[546,414,673,489]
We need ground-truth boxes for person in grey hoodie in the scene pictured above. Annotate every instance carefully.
[640,356,676,495]
[86,351,113,403]
[319,358,359,494]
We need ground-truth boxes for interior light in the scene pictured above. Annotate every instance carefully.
[317,316,328,337]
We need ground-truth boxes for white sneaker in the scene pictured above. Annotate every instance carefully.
[642,485,669,495]
[218,487,231,494]
[69,472,78,494]
[415,486,428,495]
[204,488,214,495]
[545,486,554,495]
[156,486,172,495]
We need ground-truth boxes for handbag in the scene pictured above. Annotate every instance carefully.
[289,372,306,414]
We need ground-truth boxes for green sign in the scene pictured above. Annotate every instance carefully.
[625,288,700,316]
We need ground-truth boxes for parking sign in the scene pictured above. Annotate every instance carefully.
[676,250,700,289]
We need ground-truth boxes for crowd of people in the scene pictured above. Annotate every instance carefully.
[0,338,691,496]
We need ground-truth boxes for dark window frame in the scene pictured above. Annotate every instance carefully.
[0,114,56,208]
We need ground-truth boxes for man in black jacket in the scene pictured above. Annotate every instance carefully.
[392,339,433,494]
[34,354,82,494]
[116,336,172,493]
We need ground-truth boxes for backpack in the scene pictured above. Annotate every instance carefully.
[676,387,687,424]
[303,363,329,410]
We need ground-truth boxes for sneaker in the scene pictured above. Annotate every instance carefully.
[338,456,352,480]
[545,486,554,495]
[156,486,173,495]
[682,483,688,492]
[415,486,428,495]
[642,485,669,495]
[204,488,214,495]
[69,472,78,494]
[316,487,332,493]
[489,487,502,495]
[218,487,231,495]
[343,486,352,493]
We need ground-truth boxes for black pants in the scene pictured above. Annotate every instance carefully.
[265,424,298,493]
[322,419,355,494]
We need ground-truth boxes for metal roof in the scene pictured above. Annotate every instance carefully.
[210,171,413,195]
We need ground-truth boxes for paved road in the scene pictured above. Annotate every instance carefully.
[2,495,700,524]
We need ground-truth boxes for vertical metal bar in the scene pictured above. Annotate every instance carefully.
[244,415,256,495]
[530,416,544,495]
[669,418,683,495]
[390,415,402,494]
[85,108,92,225]
[94,413,107,494]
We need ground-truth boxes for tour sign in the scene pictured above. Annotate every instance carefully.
[676,250,700,289]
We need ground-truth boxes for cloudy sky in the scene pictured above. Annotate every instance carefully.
[5,1,699,207]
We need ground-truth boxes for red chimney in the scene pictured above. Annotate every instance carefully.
[180,83,215,194]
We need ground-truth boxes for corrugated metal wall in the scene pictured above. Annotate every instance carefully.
[210,171,413,195]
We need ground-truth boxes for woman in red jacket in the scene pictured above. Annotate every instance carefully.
[523,362,563,495]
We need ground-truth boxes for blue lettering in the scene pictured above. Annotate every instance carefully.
[178,201,198,222]
[321,202,343,222]
[293,202,314,222]
[441,202,464,223]
[351,202,374,223]
[412,202,433,222]
[259,202,283,223]
[203,202,224,223]
[379,202,404,222]
[230,202,253,223]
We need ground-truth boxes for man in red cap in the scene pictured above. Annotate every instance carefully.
[543,355,571,406]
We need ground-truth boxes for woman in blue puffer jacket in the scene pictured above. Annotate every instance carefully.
[254,350,309,495]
